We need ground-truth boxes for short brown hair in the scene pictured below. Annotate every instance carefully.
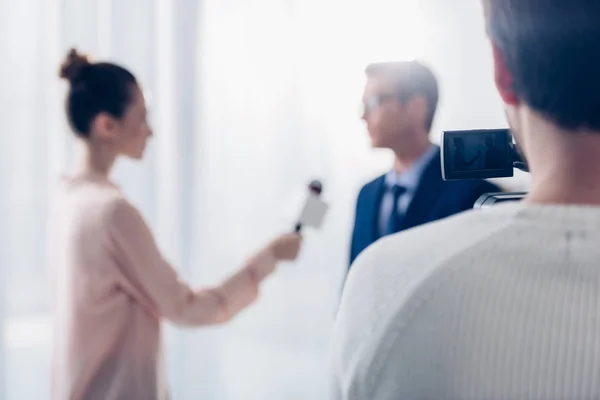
[484,0,600,131]
[365,61,439,132]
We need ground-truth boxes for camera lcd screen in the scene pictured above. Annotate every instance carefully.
[441,129,514,180]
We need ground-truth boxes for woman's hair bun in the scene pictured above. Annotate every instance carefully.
[59,48,91,82]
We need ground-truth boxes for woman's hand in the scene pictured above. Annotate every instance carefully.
[248,233,303,284]
[269,233,303,261]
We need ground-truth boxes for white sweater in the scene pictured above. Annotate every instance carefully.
[330,203,600,400]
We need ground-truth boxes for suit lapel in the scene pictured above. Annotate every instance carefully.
[400,150,444,231]
[364,176,386,242]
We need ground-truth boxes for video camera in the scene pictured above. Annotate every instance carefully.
[440,129,529,208]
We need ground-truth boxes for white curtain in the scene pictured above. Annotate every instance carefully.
[0,0,528,399]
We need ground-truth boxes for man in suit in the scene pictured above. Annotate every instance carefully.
[349,61,501,267]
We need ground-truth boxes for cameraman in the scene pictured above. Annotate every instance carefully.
[329,1,600,399]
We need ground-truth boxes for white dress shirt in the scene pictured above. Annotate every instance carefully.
[378,144,438,236]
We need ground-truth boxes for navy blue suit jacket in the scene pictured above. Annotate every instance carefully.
[349,148,501,267]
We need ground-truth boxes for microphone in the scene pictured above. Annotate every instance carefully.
[294,180,328,233]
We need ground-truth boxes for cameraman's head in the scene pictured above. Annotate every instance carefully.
[484,0,600,200]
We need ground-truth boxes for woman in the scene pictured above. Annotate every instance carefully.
[49,49,302,400]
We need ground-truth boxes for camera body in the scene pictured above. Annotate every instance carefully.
[440,129,529,207]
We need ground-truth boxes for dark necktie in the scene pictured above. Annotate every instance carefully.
[385,184,407,235]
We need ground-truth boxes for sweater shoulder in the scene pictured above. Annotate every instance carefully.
[51,177,134,231]
[333,204,522,395]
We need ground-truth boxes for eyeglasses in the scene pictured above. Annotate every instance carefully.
[361,93,404,116]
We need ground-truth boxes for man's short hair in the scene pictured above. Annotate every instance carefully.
[365,61,439,132]
[484,0,600,131]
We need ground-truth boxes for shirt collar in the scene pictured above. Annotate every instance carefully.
[385,144,438,191]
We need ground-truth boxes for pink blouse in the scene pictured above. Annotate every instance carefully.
[49,175,276,399]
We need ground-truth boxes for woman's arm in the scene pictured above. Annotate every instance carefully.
[103,198,301,326]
